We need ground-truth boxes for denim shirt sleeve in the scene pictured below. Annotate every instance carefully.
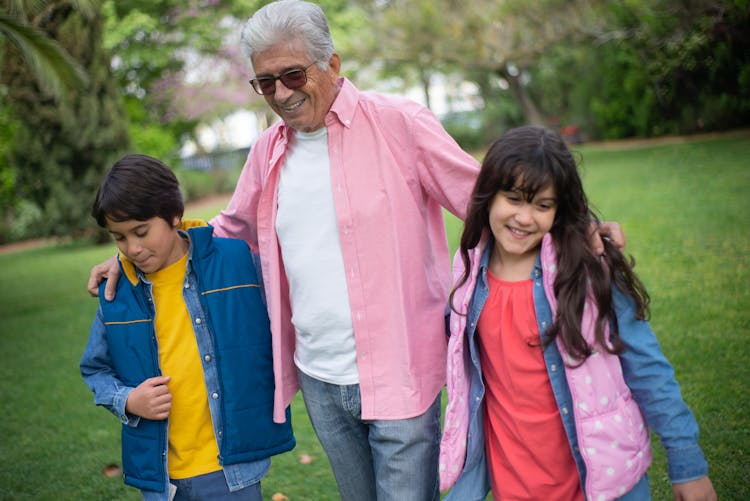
[79,307,140,427]
[614,288,708,483]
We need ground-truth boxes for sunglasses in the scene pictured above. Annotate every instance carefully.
[249,62,318,96]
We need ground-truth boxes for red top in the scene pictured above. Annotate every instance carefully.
[477,271,583,500]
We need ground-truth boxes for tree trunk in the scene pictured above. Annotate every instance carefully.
[499,67,546,126]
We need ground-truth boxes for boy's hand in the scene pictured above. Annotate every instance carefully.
[125,376,172,420]
[671,476,717,501]
[589,220,626,255]
[87,255,120,300]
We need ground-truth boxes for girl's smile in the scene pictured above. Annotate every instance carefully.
[488,184,557,278]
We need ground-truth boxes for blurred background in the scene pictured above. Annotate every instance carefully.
[1,0,748,243]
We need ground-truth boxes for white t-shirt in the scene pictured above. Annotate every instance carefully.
[275,127,358,384]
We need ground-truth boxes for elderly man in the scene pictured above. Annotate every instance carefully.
[217,3,477,499]
[89,1,622,499]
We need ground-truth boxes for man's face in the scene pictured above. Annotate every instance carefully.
[252,38,341,133]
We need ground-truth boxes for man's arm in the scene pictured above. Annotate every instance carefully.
[405,107,626,254]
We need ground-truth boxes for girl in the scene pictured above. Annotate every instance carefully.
[438,126,715,501]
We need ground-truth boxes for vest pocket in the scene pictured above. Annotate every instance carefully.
[121,419,164,487]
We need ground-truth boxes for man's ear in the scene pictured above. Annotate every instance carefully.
[327,53,341,80]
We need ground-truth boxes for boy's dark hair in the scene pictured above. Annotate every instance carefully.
[92,154,184,228]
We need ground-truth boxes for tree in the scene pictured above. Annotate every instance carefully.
[0,0,94,100]
[1,0,129,240]
[533,0,750,138]
[356,0,591,126]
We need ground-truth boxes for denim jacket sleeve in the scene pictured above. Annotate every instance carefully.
[80,307,140,427]
[614,288,708,483]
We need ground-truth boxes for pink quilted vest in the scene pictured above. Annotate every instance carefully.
[541,234,651,500]
[439,235,652,501]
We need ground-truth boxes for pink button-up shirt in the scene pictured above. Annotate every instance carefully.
[211,78,479,422]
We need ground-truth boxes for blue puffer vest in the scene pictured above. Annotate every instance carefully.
[99,225,295,491]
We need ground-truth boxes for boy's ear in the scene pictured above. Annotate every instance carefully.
[171,215,182,229]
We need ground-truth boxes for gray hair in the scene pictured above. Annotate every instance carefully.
[240,0,336,74]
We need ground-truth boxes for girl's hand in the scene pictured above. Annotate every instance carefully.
[671,476,717,501]
[125,376,172,420]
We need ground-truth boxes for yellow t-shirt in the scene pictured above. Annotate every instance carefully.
[147,252,221,479]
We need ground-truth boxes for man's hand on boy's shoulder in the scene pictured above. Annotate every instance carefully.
[126,376,172,421]
[87,255,120,300]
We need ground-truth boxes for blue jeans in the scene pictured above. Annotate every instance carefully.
[298,370,441,501]
[153,470,262,501]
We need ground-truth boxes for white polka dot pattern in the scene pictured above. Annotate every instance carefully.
[540,234,652,500]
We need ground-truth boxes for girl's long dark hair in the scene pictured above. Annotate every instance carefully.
[450,126,650,361]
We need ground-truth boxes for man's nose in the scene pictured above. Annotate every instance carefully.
[272,78,295,100]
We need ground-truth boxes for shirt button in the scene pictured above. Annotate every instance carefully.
[562,407,569,414]
[204,355,212,362]
[212,392,219,399]
[195,318,202,325]
[551,364,557,371]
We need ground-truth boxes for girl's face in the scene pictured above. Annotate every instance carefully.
[488,183,557,264]
[106,216,185,274]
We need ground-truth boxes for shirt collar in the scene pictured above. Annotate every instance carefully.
[476,236,544,281]
[327,77,356,129]
[118,219,207,286]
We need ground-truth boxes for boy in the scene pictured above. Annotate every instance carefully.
[80,154,295,501]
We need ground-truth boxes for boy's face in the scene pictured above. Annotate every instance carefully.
[106,216,185,274]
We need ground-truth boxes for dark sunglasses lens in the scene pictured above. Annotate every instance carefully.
[280,69,307,89]
[256,78,276,95]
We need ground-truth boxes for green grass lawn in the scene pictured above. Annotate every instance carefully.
[1,133,748,500]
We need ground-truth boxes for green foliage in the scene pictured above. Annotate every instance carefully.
[0,2,91,101]
[532,0,750,139]
[1,2,130,242]
[175,165,242,204]
[122,97,179,160]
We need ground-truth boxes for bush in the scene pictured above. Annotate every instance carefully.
[175,165,242,204]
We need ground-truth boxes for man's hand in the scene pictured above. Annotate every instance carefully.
[671,476,717,501]
[87,255,120,300]
[125,376,172,421]
[589,220,626,255]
